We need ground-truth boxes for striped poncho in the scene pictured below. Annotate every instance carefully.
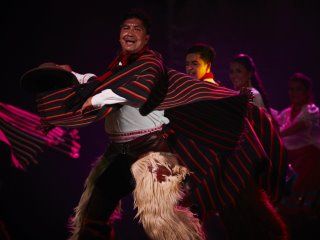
[0,102,81,170]
[33,49,286,215]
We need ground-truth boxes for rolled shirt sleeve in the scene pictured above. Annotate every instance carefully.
[91,89,127,108]
[72,71,97,84]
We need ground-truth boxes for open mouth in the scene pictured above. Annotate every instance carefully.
[124,39,136,45]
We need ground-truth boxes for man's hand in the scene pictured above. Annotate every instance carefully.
[81,96,94,114]
[64,79,101,112]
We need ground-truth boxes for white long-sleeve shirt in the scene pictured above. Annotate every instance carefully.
[72,71,169,142]
[276,103,320,150]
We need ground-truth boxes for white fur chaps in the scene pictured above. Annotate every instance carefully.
[131,152,205,240]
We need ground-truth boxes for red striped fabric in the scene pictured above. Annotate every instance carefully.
[247,104,287,203]
[0,102,81,169]
[170,117,272,215]
[30,49,286,216]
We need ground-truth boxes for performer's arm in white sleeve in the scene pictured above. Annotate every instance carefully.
[72,71,97,84]
[70,70,127,111]
[81,89,127,113]
[91,89,127,108]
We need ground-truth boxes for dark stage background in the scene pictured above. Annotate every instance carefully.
[1,0,320,239]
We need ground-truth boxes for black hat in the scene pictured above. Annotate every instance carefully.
[20,62,78,94]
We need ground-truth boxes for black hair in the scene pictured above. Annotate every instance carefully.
[121,8,151,34]
[186,43,216,65]
[232,53,271,113]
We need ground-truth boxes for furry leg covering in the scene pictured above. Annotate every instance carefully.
[68,155,121,240]
[131,151,206,240]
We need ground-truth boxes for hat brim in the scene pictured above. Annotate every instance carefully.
[20,67,79,94]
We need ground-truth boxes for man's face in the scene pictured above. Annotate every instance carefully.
[185,53,210,80]
[119,18,150,55]
[229,62,252,90]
